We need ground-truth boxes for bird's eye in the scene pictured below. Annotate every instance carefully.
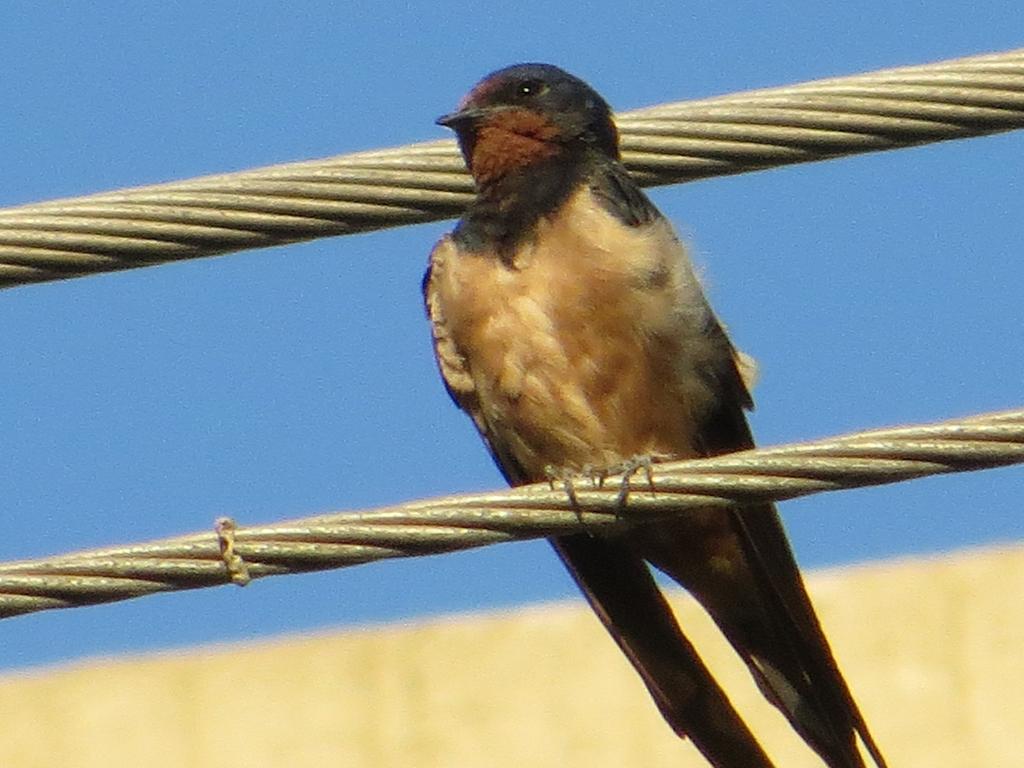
[516,79,547,98]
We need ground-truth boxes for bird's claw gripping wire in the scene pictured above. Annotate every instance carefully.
[545,454,663,530]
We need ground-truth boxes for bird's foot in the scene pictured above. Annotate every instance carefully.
[545,463,623,530]
[603,454,666,509]
[545,461,618,492]
[545,455,666,528]
[544,464,585,524]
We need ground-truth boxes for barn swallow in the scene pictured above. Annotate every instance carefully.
[424,63,887,768]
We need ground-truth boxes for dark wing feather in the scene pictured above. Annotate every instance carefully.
[589,158,885,767]
[673,316,887,768]
[552,535,776,768]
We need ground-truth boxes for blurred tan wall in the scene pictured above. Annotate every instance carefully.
[1,544,1022,768]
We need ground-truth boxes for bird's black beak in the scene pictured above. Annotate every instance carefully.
[436,106,491,130]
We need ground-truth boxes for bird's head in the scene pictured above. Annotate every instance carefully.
[438,64,619,187]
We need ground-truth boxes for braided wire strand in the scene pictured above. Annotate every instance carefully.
[2,48,1023,287]
[1,408,1021,620]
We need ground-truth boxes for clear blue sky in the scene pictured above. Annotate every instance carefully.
[1,3,1021,673]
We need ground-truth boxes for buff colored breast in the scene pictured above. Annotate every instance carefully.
[430,186,726,481]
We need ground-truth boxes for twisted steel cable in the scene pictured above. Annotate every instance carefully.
[2,407,1022,620]
[1,48,1023,288]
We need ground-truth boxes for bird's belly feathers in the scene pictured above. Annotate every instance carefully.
[436,189,725,480]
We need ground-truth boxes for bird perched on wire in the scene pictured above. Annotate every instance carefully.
[424,63,887,768]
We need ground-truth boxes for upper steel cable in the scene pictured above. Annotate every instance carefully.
[1,48,1023,288]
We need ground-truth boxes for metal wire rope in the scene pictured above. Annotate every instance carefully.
[1,47,1023,288]
[2,408,1022,620]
